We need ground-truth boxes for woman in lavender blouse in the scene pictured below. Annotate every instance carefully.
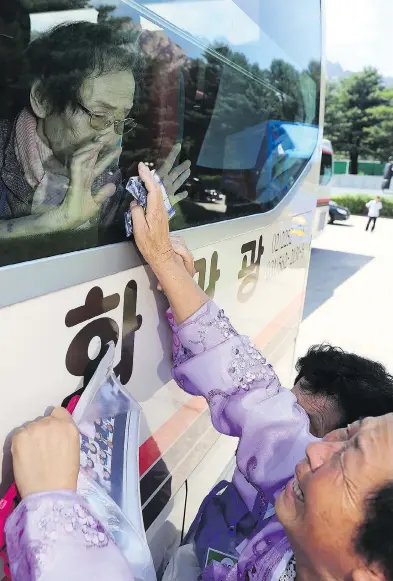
[130,164,393,581]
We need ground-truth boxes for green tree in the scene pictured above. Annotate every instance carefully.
[365,89,393,162]
[324,81,348,147]
[324,68,386,174]
[181,43,310,171]
[306,60,321,124]
[97,3,135,32]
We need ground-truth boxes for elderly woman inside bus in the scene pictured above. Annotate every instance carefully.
[0,21,190,241]
[5,162,393,581]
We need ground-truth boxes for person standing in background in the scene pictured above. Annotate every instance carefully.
[365,195,383,231]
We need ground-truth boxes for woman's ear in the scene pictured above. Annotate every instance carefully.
[30,81,48,119]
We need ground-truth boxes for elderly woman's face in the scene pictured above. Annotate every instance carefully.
[275,415,393,578]
[39,69,135,163]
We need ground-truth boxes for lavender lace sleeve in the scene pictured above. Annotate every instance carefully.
[167,301,281,426]
[167,301,315,501]
[5,490,133,581]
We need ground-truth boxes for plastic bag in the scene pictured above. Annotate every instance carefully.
[73,342,156,581]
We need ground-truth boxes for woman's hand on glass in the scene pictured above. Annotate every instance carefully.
[157,143,191,206]
[56,141,121,230]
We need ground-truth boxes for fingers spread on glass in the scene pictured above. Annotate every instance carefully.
[93,147,122,180]
[172,190,189,203]
[157,143,182,176]
[156,144,191,205]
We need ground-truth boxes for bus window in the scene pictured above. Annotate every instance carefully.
[320,151,333,186]
[0,0,321,267]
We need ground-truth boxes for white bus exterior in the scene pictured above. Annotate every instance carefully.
[0,0,324,575]
[313,137,333,238]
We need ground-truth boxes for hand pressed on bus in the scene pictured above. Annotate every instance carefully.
[131,162,208,324]
[131,162,174,269]
[131,163,194,271]
[11,407,80,498]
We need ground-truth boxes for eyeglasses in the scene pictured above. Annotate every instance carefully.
[77,102,137,135]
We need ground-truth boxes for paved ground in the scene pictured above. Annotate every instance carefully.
[295,215,393,375]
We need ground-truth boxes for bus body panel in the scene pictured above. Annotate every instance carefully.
[313,138,333,238]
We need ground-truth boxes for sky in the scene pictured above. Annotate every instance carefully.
[325,0,393,76]
[29,0,393,77]
[91,0,393,76]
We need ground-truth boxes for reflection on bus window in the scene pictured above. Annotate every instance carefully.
[319,151,333,186]
[0,0,321,266]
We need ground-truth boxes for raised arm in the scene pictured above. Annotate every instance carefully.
[130,161,209,325]
[131,164,317,499]
[166,299,316,501]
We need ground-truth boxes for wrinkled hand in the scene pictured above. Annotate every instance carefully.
[58,141,121,229]
[11,408,80,499]
[131,162,175,271]
[157,143,191,206]
[157,236,195,291]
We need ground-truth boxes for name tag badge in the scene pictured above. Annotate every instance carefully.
[206,548,238,568]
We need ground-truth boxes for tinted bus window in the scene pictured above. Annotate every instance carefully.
[0,0,321,266]
[320,152,333,185]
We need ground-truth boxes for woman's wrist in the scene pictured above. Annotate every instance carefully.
[152,256,209,324]
[149,249,177,277]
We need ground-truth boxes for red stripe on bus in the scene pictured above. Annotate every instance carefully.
[317,198,330,207]
[139,397,207,476]
[139,293,303,477]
